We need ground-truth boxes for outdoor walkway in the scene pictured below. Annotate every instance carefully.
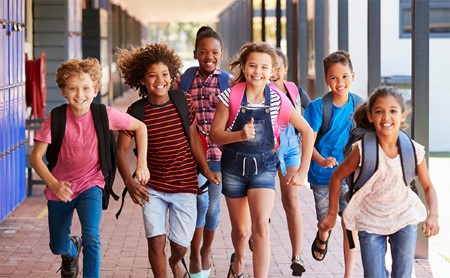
[1,91,449,277]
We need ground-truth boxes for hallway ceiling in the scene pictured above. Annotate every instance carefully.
[111,0,238,23]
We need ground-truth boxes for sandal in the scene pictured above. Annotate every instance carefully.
[290,255,306,276]
[227,253,243,278]
[181,258,191,278]
[311,230,332,261]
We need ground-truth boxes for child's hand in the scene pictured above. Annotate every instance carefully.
[287,170,307,186]
[422,215,439,238]
[135,163,150,186]
[319,213,337,232]
[320,157,338,168]
[49,181,73,202]
[241,117,255,141]
[125,179,149,207]
[204,171,221,185]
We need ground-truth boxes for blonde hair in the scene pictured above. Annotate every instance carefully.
[56,58,102,91]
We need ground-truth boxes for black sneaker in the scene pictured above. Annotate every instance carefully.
[60,236,82,278]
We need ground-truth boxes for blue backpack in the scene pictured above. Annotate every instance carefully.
[178,66,230,93]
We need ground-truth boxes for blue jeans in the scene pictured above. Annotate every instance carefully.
[358,224,417,278]
[196,161,222,230]
[48,186,102,278]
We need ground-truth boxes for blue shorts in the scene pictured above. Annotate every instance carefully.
[221,148,278,198]
[142,188,197,248]
[311,182,349,223]
[278,135,300,169]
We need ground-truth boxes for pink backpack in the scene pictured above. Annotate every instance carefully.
[226,82,293,149]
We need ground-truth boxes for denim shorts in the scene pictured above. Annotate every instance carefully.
[142,188,197,248]
[221,148,278,198]
[280,136,300,169]
[311,182,349,223]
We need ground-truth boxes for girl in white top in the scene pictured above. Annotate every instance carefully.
[319,86,439,278]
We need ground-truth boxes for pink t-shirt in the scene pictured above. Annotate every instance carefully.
[34,105,132,201]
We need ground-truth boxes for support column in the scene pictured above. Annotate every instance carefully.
[411,0,430,259]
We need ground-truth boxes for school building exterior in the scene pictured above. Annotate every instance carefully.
[0,0,449,267]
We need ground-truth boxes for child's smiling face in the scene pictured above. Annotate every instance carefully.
[194,37,223,75]
[243,52,273,87]
[141,62,172,104]
[325,62,354,97]
[61,73,98,116]
[368,95,407,137]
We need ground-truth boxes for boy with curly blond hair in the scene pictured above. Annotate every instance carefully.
[30,58,149,277]
[116,43,220,278]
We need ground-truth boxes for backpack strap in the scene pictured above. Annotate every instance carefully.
[398,131,417,185]
[169,89,191,143]
[283,81,300,105]
[352,131,379,193]
[178,66,198,92]
[227,82,247,129]
[317,92,364,144]
[217,70,231,92]
[46,104,67,172]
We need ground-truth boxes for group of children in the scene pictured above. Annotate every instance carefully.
[30,25,439,278]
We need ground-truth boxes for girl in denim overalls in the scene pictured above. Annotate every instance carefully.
[210,42,314,278]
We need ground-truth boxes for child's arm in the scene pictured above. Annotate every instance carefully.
[189,123,220,185]
[287,109,314,186]
[311,137,338,168]
[116,131,149,207]
[210,102,255,145]
[30,141,73,202]
[417,159,439,238]
[319,146,360,232]
[126,118,150,185]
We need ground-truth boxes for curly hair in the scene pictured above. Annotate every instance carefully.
[116,43,183,98]
[56,58,102,91]
[229,42,278,85]
[322,50,353,76]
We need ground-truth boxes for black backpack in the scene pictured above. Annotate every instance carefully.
[46,103,119,210]
[115,89,208,218]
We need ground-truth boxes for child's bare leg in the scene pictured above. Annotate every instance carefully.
[189,227,203,273]
[168,241,189,278]
[279,167,303,258]
[200,228,215,270]
[225,197,251,277]
[342,220,357,278]
[147,235,167,278]
[248,188,275,278]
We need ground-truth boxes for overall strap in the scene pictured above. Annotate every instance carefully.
[46,104,67,171]
[352,131,379,192]
[398,131,417,185]
[178,66,198,92]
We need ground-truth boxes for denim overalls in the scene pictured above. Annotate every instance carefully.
[221,86,279,198]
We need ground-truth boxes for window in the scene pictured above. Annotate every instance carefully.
[400,0,450,38]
